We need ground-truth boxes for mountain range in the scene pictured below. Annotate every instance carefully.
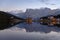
[9,8,60,19]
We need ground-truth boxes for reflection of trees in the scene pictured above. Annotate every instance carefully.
[0,11,24,30]
[25,18,32,24]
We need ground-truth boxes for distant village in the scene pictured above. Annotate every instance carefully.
[25,14,60,27]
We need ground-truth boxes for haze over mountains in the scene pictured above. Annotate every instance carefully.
[9,8,60,19]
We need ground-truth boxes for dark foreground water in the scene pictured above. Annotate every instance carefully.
[0,23,60,40]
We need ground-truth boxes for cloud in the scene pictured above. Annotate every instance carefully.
[50,4,56,5]
[38,0,56,5]
[45,3,56,5]
[38,0,49,3]
[0,28,60,40]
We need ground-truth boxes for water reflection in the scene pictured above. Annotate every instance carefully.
[16,22,60,33]
[0,23,60,40]
[0,29,60,40]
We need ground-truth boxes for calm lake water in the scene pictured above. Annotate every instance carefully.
[0,22,60,40]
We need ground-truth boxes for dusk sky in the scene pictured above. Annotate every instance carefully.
[0,0,60,11]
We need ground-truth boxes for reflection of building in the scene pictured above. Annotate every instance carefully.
[25,17,32,24]
[39,17,49,25]
[40,15,60,27]
[57,18,60,24]
[48,16,57,25]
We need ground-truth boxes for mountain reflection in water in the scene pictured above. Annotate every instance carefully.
[16,22,60,33]
[0,23,60,40]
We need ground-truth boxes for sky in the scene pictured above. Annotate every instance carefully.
[0,0,60,11]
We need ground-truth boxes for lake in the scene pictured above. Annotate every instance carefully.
[0,22,60,40]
